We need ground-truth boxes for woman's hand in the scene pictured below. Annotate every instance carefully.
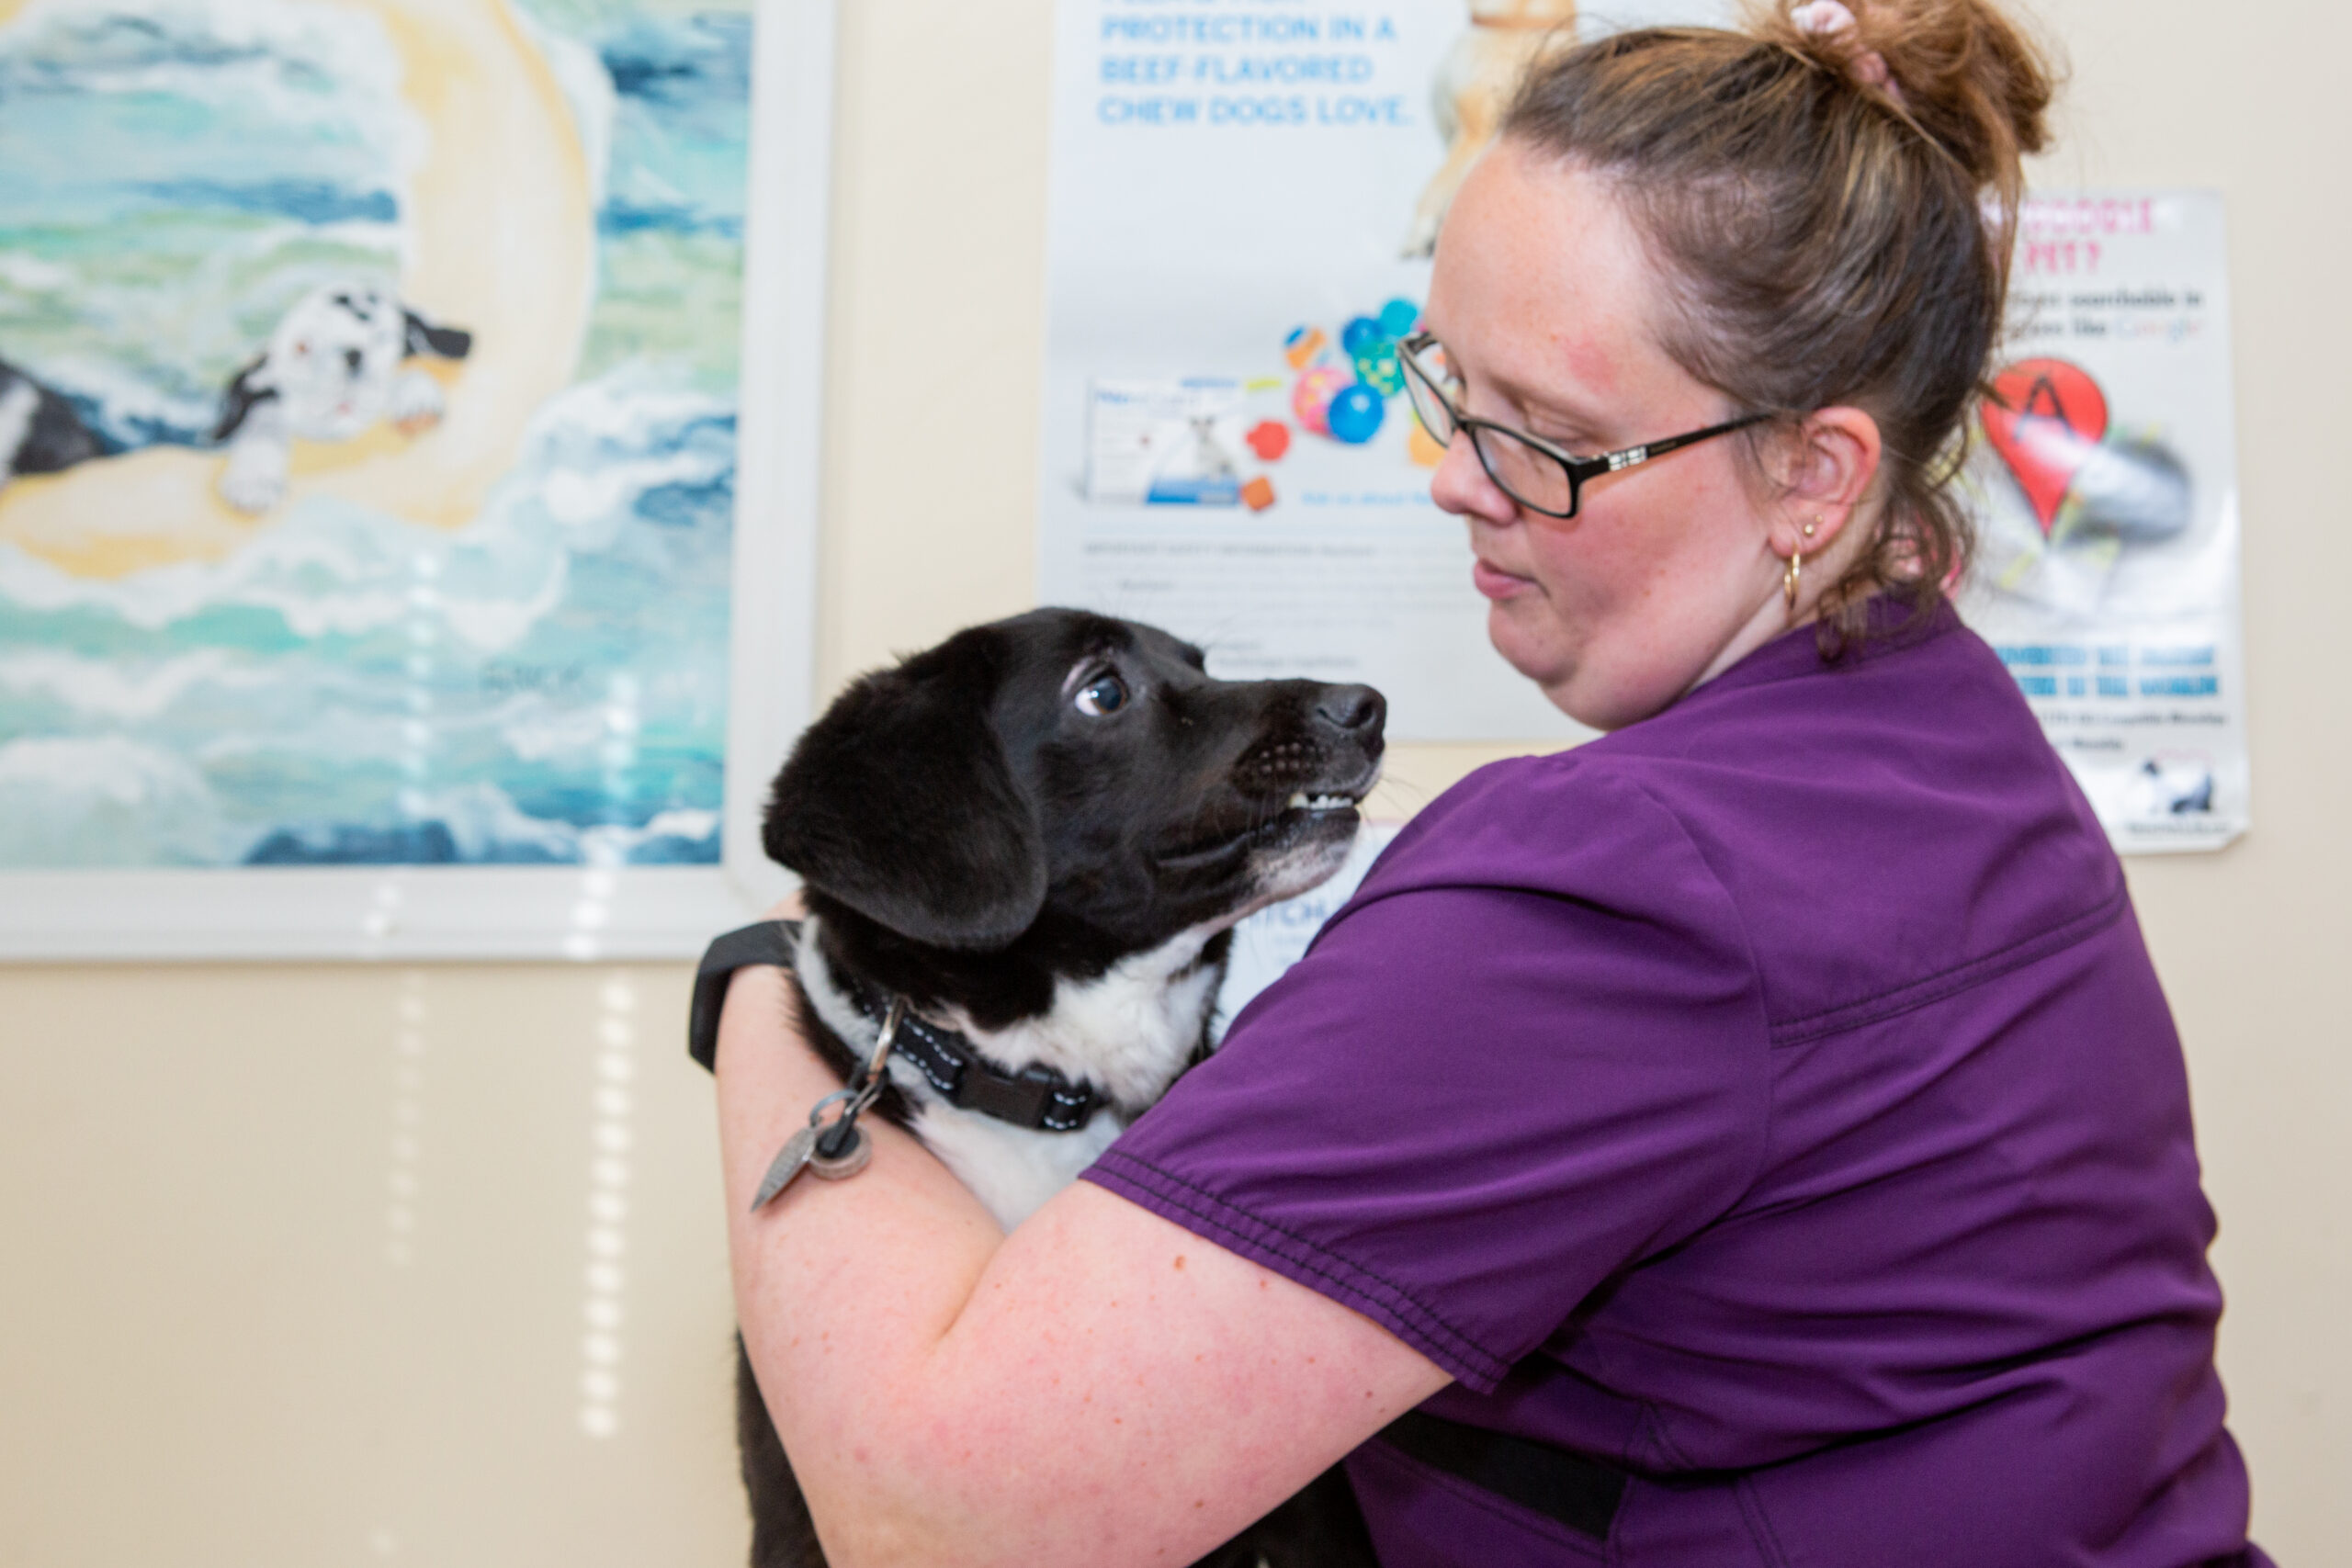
[714,952,1450,1568]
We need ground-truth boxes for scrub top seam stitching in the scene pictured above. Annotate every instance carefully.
[1766,884,2131,1045]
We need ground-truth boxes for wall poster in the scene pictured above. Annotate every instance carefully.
[1037,0,1591,743]
[1041,4,2247,848]
[1961,190,2247,853]
[0,0,833,956]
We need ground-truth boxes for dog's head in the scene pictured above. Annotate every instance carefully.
[765,609,1385,965]
[235,285,469,443]
[255,285,408,440]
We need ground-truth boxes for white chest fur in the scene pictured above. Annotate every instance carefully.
[793,919,1223,1231]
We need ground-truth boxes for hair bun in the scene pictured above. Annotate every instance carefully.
[1764,0,2059,190]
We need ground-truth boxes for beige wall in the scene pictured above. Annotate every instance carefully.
[5,0,2346,1562]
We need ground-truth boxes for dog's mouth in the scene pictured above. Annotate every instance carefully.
[1283,790,1363,813]
[1150,772,1375,871]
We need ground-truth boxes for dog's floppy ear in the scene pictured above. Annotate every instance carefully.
[763,628,1047,951]
[403,309,473,361]
[212,355,276,442]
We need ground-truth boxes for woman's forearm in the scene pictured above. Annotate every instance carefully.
[715,961,1011,1564]
[713,962,1450,1568]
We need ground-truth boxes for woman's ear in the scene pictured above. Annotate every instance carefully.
[1769,406,1883,558]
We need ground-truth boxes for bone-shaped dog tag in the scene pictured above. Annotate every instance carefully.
[746,1003,901,1213]
[751,1124,821,1211]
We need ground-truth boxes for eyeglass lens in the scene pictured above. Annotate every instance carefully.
[1402,341,1577,517]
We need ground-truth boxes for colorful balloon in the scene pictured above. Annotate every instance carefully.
[1407,412,1447,468]
[1245,420,1291,461]
[1292,365,1351,434]
[1352,343,1404,397]
[1327,383,1385,445]
[1340,315,1385,357]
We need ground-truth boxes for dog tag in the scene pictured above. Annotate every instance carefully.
[751,1123,822,1211]
[745,1000,904,1212]
[808,1121,871,1180]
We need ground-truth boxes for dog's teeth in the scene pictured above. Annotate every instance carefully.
[1283,791,1359,812]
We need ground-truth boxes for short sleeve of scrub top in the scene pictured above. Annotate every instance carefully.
[1086,761,1772,1392]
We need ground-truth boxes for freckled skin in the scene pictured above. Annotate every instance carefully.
[1425,144,1860,730]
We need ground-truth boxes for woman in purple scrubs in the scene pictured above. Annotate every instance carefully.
[713,1,2268,1562]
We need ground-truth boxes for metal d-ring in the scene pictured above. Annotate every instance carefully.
[861,998,905,1089]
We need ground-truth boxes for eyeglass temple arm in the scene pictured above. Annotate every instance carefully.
[1599,412,1774,473]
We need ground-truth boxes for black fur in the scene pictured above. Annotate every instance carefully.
[0,357,105,478]
[766,610,1385,1032]
[766,626,1048,952]
[741,608,1386,1568]
[403,309,473,361]
[212,355,276,443]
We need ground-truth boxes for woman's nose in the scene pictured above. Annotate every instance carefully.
[1427,429,1519,525]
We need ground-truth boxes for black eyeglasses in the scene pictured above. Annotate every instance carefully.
[1397,331,1770,519]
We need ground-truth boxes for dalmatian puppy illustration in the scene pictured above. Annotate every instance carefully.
[213,283,473,513]
[0,355,105,491]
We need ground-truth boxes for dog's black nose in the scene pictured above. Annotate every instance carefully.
[345,347,365,372]
[1314,684,1385,734]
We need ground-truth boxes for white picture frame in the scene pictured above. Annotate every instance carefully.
[0,0,833,962]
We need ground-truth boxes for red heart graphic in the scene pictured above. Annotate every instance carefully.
[1982,359,2109,536]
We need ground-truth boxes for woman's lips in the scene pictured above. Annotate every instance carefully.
[1472,557,1534,601]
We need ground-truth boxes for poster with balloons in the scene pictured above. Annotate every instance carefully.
[1035,0,1588,742]
[1958,191,2247,853]
[1038,8,2248,852]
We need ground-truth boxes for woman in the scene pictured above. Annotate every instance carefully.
[715,2,2267,1562]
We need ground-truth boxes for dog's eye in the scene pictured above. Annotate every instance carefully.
[1074,673,1128,716]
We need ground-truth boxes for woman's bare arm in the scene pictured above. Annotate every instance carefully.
[715,960,1451,1568]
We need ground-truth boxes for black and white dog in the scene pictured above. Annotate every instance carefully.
[213,282,472,513]
[734,607,1387,1568]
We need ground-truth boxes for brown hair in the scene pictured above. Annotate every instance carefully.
[1500,0,2060,646]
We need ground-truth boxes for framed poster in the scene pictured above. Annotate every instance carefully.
[0,0,832,958]
[1035,0,1589,743]
[1034,0,1745,743]
[1959,191,2248,853]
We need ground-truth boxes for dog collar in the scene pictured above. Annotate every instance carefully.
[687,919,1111,1134]
[829,960,1109,1134]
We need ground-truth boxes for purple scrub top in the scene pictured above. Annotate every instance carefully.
[1085,604,2266,1567]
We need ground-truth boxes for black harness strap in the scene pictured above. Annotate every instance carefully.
[686,920,1108,1133]
[688,919,800,1074]
[1377,1407,1628,1542]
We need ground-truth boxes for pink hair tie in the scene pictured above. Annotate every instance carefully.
[1790,0,1906,108]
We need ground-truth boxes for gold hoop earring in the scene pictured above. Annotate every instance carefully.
[1783,517,1821,613]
